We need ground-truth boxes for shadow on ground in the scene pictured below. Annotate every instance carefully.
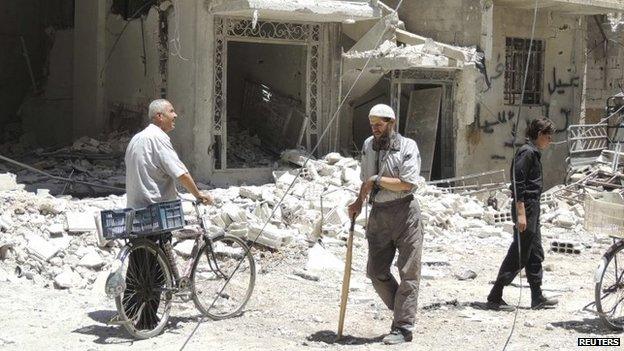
[307,330,384,345]
[72,310,201,344]
[551,317,623,335]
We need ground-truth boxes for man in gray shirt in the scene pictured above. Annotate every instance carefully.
[125,99,212,208]
[348,104,424,345]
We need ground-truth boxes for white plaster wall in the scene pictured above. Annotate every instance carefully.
[103,7,160,110]
[465,7,586,187]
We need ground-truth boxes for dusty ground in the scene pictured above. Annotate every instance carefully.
[1,229,622,351]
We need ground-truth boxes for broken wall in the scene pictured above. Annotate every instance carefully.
[461,7,585,188]
[584,16,624,123]
[384,0,483,47]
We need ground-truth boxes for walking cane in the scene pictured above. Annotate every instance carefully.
[337,215,356,339]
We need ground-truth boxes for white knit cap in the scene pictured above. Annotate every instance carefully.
[368,104,396,120]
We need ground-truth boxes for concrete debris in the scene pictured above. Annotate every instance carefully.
[66,211,98,232]
[305,243,344,272]
[0,147,605,293]
[54,269,82,289]
[454,269,477,281]
[0,173,23,191]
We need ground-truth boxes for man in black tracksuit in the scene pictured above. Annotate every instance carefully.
[486,118,559,311]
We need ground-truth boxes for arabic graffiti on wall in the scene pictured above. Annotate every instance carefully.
[547,67,580,95]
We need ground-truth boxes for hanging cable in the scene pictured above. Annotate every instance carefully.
[503,0,540,350]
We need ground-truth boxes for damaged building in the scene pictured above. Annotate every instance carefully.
[2,0,624,188]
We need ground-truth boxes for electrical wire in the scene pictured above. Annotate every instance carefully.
[503,1,539,350]
[179,2,406,350]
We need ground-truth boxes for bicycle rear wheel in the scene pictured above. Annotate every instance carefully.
[595,239,624,331]
[114,239,174,339]
[191,234,256,319]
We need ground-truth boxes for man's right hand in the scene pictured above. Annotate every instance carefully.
[348,199,362,220]
[196,193,214,205]
[516,214,527,233]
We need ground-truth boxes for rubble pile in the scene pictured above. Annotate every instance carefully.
[227,123,277,168]
[0,131,131,196]
[0,150,603,291]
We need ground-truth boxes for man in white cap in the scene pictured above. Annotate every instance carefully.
[348,103,424,345]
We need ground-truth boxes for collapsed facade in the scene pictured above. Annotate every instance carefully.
[3,0,624,187]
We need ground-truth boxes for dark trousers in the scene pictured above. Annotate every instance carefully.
[490,200,544,300]
[366,195,424,331]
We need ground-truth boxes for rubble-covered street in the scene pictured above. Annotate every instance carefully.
[1,151,621,350]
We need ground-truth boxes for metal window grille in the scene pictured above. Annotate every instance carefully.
[504,37,544,105]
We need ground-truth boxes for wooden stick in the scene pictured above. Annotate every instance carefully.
[337,216,356,339]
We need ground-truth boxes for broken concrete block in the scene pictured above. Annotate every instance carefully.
[281,149,312,166]
[228,222,249,240]
[27,235,60,261]
[0,215,13,231]
[0,242,15,260]
[0,172,22,191]
[66,212,97,232]
[342,167,361,185]
[553,214,576,228]
[454,269,477,281]
[459,201,485,218]
[78,250,105,269]
[210,213,228,229]
[239,186,263,201]
[248,223,293,249]
[174,240,195,257]
[48,223,65,236]
[54,269,82,289]
[305,243,343,272]
[550,240,583,254]
[221,203,246,224]
[324,152,343,165]
[324,207,350,227]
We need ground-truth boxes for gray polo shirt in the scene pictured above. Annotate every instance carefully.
[360,133,421,203]
[125,124,188,209]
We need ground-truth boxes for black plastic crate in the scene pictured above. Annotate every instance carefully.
[150,200,184,232]
[100,200,184,240]
[100,207,156,240]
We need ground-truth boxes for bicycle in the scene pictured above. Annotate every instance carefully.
[102,199,256,339]
[595,236,624,331]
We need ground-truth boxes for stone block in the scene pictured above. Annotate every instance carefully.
[66,212,97,232]
[27,235,60,261]
[0,173,23,191]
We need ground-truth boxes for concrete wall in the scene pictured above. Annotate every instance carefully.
[460,6,586,187]
[584,16,624,123]
[384,0,483,46]
[73,0,106,139]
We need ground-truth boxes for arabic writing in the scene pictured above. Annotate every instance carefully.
[547,67,580,95]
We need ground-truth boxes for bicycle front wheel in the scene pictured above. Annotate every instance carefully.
[595,239,624,331]
[115,239,174,339]
[191,234,256,319]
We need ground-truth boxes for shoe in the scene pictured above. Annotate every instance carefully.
[485,299,516,312]
[382,328,413,345]
[531,295,558,309]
